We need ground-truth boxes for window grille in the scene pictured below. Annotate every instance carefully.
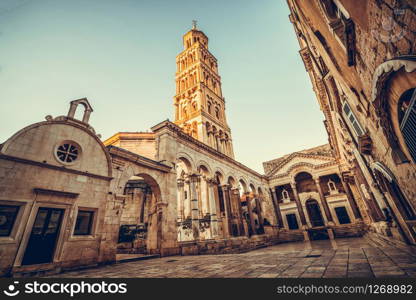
[400,88,416,162]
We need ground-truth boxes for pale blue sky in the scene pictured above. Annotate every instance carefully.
[0,0,327,173]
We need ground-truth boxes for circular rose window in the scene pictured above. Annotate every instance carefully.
[56,143,80,163]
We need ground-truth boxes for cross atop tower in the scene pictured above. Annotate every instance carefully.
[192,20,197,30]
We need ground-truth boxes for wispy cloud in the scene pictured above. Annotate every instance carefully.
[0,0,32,17]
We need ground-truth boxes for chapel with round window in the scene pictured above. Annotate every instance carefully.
[56,143,80,163]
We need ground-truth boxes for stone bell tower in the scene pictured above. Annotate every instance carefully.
[173,21,234,158]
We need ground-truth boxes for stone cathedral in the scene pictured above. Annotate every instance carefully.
[0,10,414,277]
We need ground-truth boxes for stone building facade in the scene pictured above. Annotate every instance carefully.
[286,0,416,245]
[264,144,364,241]
[0,11,415,277]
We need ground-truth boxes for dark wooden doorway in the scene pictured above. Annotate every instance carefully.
[306,200,325,227]
[286,213,299,230]
[22,207,64,265]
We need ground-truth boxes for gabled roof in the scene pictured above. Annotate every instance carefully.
[263,144,335,178]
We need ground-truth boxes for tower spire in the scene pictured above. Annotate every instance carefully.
[192,20,197,30]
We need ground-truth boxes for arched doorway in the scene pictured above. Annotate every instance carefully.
[294,172,317,193]
[372,162,416,244]
[306,199,325,227]
[118,173,163,255]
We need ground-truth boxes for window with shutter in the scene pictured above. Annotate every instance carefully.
[342,101,364,138]
[399,88,416,162]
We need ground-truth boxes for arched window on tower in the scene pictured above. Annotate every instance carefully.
[206,122,211,146]
[224,133,229,155]
[215,107,220,119]
[207,101,212,114]
[183,106,188,119]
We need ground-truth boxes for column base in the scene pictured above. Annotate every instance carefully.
[303,230,310,241]
[327,228,335,240]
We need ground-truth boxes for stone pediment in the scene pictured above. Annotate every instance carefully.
[266,152,335,178]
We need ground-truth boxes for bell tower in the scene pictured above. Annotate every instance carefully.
[173,21,234,158]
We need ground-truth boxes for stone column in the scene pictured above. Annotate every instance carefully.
[221,185,232,238]
[314,177,333,223]
[67,102,77,118]
[255,197,264,227]
[132,187,145,224]
[246,193,256,236]
[177,178,185,222]
[341,176,362,219]
[208,179,219,237]
[203,176,210,217]
[140,189,148,224]
[290,182,307,226]
[196,176,204,219]
[184,178,191,219]
[232,188,245,236]
[269,188,283,228]
[189,174,200,240]
[82,108,92,123]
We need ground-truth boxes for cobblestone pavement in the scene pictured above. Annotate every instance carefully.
[50,238,416,278]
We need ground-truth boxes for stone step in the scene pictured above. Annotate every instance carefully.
[365,232,416,258]
[116,254,160,263]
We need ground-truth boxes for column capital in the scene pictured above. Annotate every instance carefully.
[290,182,297,189]
[231,188,240,194]
[206,178,217,185]
[221,184,231,191]
[313,176,321,183]
[177,178,185,187]
[188,173,201,182]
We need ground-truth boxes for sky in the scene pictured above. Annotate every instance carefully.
[0,0,327,173]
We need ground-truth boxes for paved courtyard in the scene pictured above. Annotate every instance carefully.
[51,238,416,278]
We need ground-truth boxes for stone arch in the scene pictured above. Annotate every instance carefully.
[176,152,195,175]
[287,163,316,181]
[371,161,416,227]
[249,183,256,194]
[238,178,248,194]
[128,173,162,253]
[215,106,220,119]
[371,57,416,163]
[294,171,317,194]
[227,175,237,188]
[207,101,212,114]
[196,160,212,177]
[213,168,225,184]
[67,98,94,124]
[113,163,167,254]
